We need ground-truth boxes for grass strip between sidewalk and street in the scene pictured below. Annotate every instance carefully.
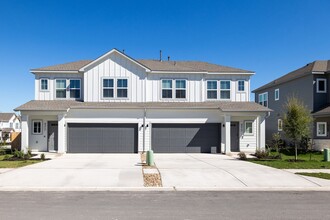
[296,172,330,180]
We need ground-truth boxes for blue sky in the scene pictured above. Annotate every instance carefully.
[1,0,330,112]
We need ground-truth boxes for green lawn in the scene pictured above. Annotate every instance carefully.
[0,155,41,168]
[248,151,330,169]
[296,172,330,180]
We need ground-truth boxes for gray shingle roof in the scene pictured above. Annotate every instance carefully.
[30,58,253,73]
[253,60,330,92]
[0,113,15,122]
[15,100,271,112]
[31,60,92,71]
[312,105,330,116]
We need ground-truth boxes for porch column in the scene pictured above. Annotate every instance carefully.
[21,114,29,153]
[258,115,266,150]
[224,115,231,154]
[57,114,66,153]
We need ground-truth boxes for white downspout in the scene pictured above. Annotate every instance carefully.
[143,108,146,153]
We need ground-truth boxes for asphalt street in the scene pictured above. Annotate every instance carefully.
[1,191,330,220]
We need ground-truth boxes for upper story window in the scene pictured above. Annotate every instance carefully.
[103,79,114,98]
[69,79,81,99]
[207,81,218,99]
[40,79,49,91]
[102,78,128,99]
[32,120,42,135]
[9,122,13,128]
[55,79,81,99]
[56,79,67,98]
[258,92,268,107]
[220,80,231,100]
[117,79,128,98]
[15,123,20,129]
[275,89,279,101]
[317,122,327,137]
[238,80,245,92]
[161,79,186,99]
[317,78,327,93]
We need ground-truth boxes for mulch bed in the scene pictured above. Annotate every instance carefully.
[140,153,163,187]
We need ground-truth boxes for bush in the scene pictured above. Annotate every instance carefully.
[254,150,269,159]
[13,150,25,159]
[237,152,247,160]
[3,155,10,160]
[40,153,46,161]
[0,148,6,155]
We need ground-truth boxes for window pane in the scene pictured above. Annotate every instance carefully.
[162,89,172,98]
[220,81,230,90]
[318,124,326,135]
[318,80,325,91]
[70,80,80,89]
[207,91,217,99]
[207,81,217,90]
[103,89,114,98]
[162,80,172,89]
[176,80,186,89]
[33,122,41,134]
[264,101,268,107]
[263,93,268,101]
[117,79,128,88]
[238,81,244,91]
[70,90,80,98]
[220,91,230,99]
[103,79,113,88]
[117,89,128,98]
[56,80,66,89]
[259,94,263,102]
[245,122,253,134]
[56,90,66,98]
[41,79,48,90]
[176,90,186,98]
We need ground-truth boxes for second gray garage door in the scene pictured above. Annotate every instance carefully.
[152,123,221,153]
[67,123,138,153]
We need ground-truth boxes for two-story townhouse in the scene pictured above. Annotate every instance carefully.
[15,49,270,154]
[253,60,330,150]
[0,113,21,142]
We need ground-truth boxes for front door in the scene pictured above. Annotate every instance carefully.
[230,122,240,152]
[48,122,58,152]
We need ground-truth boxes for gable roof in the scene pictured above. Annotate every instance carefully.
[253,60,330,93]
[30,48,253,74]
[15,100,271,112]
[0,113,16,122]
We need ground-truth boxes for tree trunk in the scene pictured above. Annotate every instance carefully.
[295,142,298,161]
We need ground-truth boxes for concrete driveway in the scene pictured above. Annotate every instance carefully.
[0,154,143,190]
[155,154,328,189]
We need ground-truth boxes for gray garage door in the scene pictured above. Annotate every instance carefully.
[152,123,221,153]
[67,123,138,153]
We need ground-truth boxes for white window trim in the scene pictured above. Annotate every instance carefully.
[244,121,254,135]
[317,122,327,137]
[55,79,67,99]
[40,78,49,92]
[116,78,129,99]
[206,80,218,100]
[278,119,283,131]
[220,80,231,100]
[316,78,327,93]
[237,80,245,92]
[275,88,279,101]
[258,92,268,107]
[102,77,115,99]
[161,79,187,100]
[69,79,81,99]
[32,120,42,135]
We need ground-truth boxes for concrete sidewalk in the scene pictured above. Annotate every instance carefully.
[155,154,330,189]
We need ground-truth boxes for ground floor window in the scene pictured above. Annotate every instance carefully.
[244,121,253,135]
[32,120,42,134]
[278,119,283,131]
[317,122,327,137]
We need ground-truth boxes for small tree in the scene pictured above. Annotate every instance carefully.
[272,132,282,154]
[283,96,313,161]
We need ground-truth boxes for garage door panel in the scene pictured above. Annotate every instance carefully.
[152,123,220,153]
[68,123,137,153]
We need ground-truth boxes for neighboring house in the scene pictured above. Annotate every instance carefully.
[0,113,21,143]
[15,48,270,154]
[253,60,330,150]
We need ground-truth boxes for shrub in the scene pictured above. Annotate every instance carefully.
[0,148,6,155]
[3,155,10,160]
[13,150,25,159]
[237,152,247,160]
[40,153,46,161]
[254,149,269,159]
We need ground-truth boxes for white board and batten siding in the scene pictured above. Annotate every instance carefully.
[84,53,146,102]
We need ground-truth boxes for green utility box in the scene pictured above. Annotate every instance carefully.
[324,148,330,162]
[146,150,154,166]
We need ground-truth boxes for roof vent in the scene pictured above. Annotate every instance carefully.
[168,56,170,61]
[159,50,162,62]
